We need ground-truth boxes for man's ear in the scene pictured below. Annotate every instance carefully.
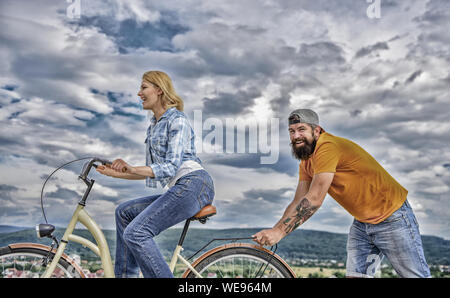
[313,126,322,138]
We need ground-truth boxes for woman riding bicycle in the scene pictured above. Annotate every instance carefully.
[96,70,215,278]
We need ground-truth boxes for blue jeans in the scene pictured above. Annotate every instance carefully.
[114,170,214,278]
[346,200,430,278]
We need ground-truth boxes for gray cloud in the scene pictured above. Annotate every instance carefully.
[203,152,298,177]
[0,184,19,200]
[202,88,261,117]
[211,186,293,228]
[269,73,325,116]
[77,15,189,53]
[413,0,450,26]
[243,187,294,203]
[297,42,346,66]
[404,70,423,84]
[355,42,390,59]
[173,23,297,78]
[409,0,450,60]
[0,184,28,218]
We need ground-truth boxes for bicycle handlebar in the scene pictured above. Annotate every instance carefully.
[40,157,114,223]
[77,157,114,206]
[79,157,112,181]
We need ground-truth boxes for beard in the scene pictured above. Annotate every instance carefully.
[291,137,317,160]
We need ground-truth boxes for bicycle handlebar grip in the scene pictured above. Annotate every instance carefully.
[96,158,112,165]
[95,158,127,172]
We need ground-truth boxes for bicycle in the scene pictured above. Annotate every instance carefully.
[0,157,296,278]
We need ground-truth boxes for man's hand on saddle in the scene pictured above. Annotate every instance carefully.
[252,228,284,246]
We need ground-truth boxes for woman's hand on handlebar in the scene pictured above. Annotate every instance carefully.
[95,159,133,177]
[95,164,119,177]
[110,159,133,174]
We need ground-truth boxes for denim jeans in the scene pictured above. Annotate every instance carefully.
[114,169,214,278]
[346,200,430,278]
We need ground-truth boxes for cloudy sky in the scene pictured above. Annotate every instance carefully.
[1,0,449,239]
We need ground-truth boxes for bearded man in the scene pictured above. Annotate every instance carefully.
[253,109,430,278]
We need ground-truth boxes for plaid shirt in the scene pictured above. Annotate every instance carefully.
[145,107,201,188]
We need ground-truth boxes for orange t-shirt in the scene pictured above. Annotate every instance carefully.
[299,132,407,224]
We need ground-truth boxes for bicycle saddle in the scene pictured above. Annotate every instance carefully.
[191,205,216,223]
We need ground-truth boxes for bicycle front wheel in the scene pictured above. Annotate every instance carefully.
[0,243,85,278]
[183,243,296,278]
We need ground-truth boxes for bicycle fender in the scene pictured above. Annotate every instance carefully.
[181,242,296,278]
[8,242,86,278]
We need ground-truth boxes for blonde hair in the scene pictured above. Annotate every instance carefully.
[142,70,184,111]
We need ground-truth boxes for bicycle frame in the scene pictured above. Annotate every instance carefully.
[42,204,114,278]
[169,245,202,278]
[42,158,115,278]
[41,202,208,278]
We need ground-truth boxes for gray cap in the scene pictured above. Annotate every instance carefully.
[288,109,319,126]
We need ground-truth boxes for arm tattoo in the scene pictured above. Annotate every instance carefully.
[283,198,318,234]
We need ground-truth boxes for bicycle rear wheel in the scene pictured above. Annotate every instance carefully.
[183,243,296,278]
[0,243,85,278]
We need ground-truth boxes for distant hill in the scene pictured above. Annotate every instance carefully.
[1,226,449,265]
[0,225,31,234]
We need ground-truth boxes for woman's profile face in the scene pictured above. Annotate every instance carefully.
[138,81,162,111]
